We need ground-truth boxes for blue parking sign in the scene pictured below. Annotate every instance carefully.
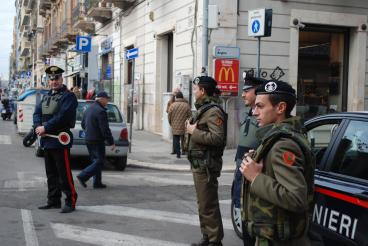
[76,36,92,52]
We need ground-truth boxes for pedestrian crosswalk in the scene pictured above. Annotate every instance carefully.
[15,171,238,245]
[0,135,11,144]
[52,223,189,246]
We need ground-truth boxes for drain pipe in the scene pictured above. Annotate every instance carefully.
[201,0,209,75]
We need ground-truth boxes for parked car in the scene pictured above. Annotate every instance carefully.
[35,100,129,171]
[231,112,368,245]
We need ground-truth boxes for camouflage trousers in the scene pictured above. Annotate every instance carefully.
[255,235,311,246]
[192,171,224,243]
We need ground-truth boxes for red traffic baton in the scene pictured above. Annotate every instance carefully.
[44,132,71,145]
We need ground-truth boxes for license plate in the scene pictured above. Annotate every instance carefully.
[1,110,6,113]
[79,130,85,138]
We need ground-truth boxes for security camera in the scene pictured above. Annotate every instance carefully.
[292,18,305,29]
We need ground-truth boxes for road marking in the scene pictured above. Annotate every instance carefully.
[4,172,46,191]
[52,223,188,246]
[21,209,39,246]
[103,173,232,186]
[0,135,11,144]
[78,205,233,230]
[220,199,231,205]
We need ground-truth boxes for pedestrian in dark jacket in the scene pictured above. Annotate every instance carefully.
[168,91,191,158]
[77,91,115,189]
[33,66,78,213]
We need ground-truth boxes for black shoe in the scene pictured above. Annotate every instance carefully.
[176,155,181,159]
[191,235,209,246]
[170,152,176,155]
[93,183,107,189]
[38,203,61,210]
[60,205,75,213]
[208,243,222,246]
[77,175,87,188]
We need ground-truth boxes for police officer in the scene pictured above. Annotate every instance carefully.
[186,76,226,246]
[33,66,78,213]
[240,80,315,245]
[232,72,266,243]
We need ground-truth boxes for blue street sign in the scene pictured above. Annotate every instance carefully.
[126,47,139,60]
[76,36,92,52]
[252,20,261,34]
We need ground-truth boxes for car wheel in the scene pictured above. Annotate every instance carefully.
[111,156,127,171]
[231,199,243,239]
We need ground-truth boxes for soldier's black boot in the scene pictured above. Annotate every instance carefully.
[38,203,61,209]
[190,235,209,246]
[208,242,222,246]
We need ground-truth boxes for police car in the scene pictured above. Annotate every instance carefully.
[306,112,368,245]
[231,112,368,245]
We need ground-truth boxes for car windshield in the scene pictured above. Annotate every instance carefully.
[76,101,123,123]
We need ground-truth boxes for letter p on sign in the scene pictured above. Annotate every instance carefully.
[76,36,92,52]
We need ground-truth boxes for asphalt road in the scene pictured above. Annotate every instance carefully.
[0,119,242,246]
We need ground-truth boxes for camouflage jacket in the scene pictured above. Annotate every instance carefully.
[242,117,315,241]
[186,96,226,175]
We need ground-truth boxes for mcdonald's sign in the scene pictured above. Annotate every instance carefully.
[214,59,239,96]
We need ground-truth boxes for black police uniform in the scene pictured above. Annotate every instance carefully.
[33,66,78,213]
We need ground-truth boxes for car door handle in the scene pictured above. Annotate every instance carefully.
[354,192,368,200]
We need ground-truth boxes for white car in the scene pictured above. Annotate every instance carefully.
[35,100,129,171]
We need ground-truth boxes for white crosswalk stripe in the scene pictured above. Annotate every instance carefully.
[52,223,189,246]
[0,135,11,144]
[77,205,233,230]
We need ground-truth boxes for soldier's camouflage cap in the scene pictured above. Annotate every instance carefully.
[256,80,296,97]
[45,66,64,76]
[193,76,217,88]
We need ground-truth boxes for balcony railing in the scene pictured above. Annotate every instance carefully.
[102,0,136,11]
[72,2,96,34]
[85,0,112,23]
[39,0,52,11]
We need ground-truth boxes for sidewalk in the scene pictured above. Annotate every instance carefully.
[127,129,237,172]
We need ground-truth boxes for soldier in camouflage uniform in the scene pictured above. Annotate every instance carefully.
[240,80,315,246]
[232,73,266,243]
[186,76,226,246]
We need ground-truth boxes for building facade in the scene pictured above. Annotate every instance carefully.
[12,0,368,147]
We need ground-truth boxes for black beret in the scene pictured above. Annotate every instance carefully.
[256,80,296,97]
[45,66,64,75]
[193,76,217,88]
[243,76,268,91]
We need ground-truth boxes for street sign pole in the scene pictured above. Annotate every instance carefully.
[126,47,139,153]
[129,59,135,153]
[257,36,261,77]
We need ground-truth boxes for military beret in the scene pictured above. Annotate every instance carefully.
[193,76,217,88]
[45,66,64,75]
[243,75,268,91]
[256,80,296,97]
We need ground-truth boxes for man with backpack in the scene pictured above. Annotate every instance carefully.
[185,76,227,246]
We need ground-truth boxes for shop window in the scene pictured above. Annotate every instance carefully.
[297,26,349,121]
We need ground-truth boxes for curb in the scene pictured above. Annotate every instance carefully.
[127,158,235,173]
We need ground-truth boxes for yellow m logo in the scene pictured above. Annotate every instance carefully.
[218,67,235,82]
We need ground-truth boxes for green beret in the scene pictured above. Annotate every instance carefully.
[45,66,64,75]
[256,80,296,97]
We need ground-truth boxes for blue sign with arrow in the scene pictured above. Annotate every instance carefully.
[126,47,139,60]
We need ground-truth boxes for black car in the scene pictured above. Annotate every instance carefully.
[231,112,368,245]
[306,112,368,245]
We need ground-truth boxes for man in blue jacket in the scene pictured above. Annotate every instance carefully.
[77,91,115,189]
[33,66,78,213]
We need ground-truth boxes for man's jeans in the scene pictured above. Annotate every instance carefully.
[79,143,105,186]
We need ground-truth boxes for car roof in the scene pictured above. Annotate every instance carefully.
[77,99,116,105]
[305,111,368,125]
